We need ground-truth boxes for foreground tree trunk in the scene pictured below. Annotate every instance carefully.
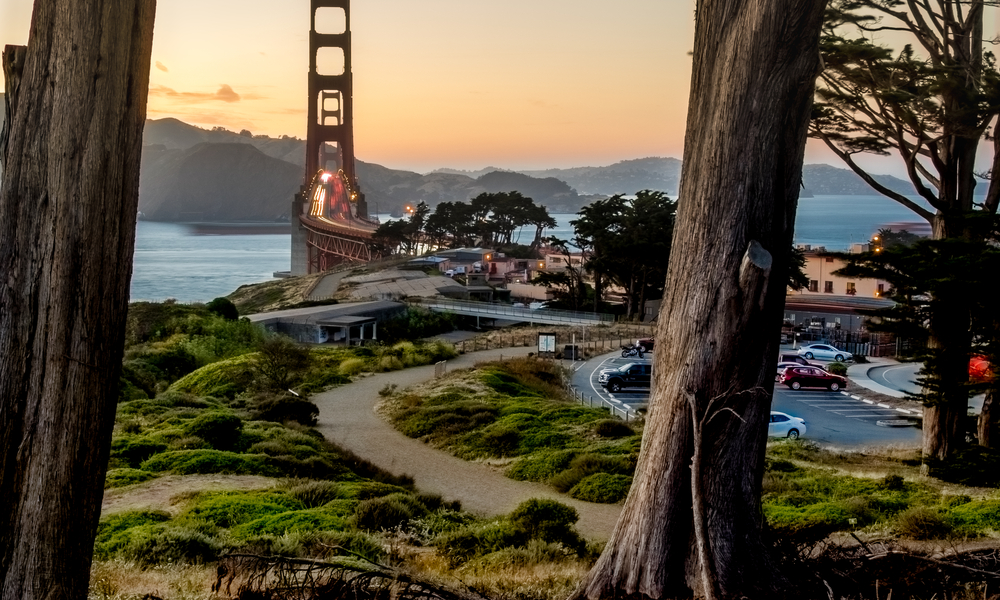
[570,1,826,598]
[0,2,155,599]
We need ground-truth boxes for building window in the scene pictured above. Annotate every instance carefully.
[808,280,818,292]
[824,281,834,293]
[825,257,834,263]
[846,282,857,296]
[877,283,885,296]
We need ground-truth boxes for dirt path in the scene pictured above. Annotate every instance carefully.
[312,348,624,540]
[101,474,278,516]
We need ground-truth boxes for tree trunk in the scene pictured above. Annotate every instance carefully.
[570,0,825,598]
[0,2,156,599]
[978,388,997,448]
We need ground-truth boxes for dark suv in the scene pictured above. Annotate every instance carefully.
[599,362,652,393]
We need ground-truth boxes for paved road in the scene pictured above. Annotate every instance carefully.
[868,363,922,396]
[572,351,921,447]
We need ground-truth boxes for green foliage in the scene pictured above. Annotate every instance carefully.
[206,297,239,321]
[592,419,634,438]
[354,493,429,531]
[179,491,305,528]
[168,354,257,398]
[94,510,173,559]
[826,361,849,376]
[569,473,632,503]
[140,450,278,476]
[111,524,227,565]
[506,450,578,482]
[249,392,319,426]
[184,412,243,450]
[894,506,953,540]
[378,308,457,344]
[288,481,344,508]
[233,505,353,539]
[105,468,156,489]
[111,436,168,468]
[253,335,312,391]
[927,445,1000,487]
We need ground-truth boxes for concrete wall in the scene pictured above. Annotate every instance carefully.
[291,190,309,275]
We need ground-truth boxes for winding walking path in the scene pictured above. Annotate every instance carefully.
[311,347,624,540]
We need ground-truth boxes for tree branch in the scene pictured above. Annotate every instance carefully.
[815,129,936,221]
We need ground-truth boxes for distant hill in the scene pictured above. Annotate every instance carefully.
[137,117,929,222]
[139,143,301,221]
[801,163,914,197]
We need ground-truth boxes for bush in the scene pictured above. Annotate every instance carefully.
[288,481,343,508]
[927,445,1000,487]
[206,297,239,321]
[826,362,849,376]
[506,450,578,482]
[895,506,953,540]
[105,468,156,489]
[180,492,304,528]
[95,510,173,557]
[234,506,353,539]
[339,358,367,376]
[140,450,277,476]
[117,524,227,565]
[509,498,584,552]
[569,473,632,503]
[354,493,428,531]
[111,437,168,468]
[249,393,319,426]
[184,412,243,450]
[593,419,634,438]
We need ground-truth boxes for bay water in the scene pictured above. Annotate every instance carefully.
[131,194,933,302]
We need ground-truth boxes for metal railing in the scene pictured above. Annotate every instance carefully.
[413,297,615,325]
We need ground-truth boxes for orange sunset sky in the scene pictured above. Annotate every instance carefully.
[2,0,992,177]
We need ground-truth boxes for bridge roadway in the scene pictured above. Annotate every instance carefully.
[415,297,615,326]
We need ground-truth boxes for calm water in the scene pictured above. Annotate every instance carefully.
[131,194,936,302]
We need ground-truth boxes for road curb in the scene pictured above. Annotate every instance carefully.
[839,390,922,419]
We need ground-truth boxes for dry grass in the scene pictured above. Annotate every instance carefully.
[89,560,216,600]
[227,273,326,314]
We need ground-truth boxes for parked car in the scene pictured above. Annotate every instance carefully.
[776,361,807,378]
[598,362,652,393]
[636,337,655,352]
[797,344,852,362]
[780,365,848,391]
[529,301,549,310]
[970,355,992,382]
[768,411,806,439]
[779,353,811,366]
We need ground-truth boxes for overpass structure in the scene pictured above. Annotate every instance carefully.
[414,298,616,327]
[291,0,383,275]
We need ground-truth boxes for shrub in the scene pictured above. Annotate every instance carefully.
[179,492,305,528]
[249,393,319,426]
[569,473,632,503]
[377,356,405,372]
[184,412,243,450]
[927,445,1000,487]
[895,506,952,540]
[339,358,367,376]
[169,354,257,399]
[509,498,585,552]
[140,450,277,476]
[288,481,343,508]
[111,437,168,468]
[94,511,174,560]
[379,383,399,397]
[117,524,226,565]
[826,362,849,376]
[105,468,156,489]
[593,419,634,438]
[206,297,239,321]
[242,530,383,562]
[354,493,428,531]
[506,450,578,482]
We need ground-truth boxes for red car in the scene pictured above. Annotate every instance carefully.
[780,366,848,391]
[636,337,655,352]
[971,355,992,382]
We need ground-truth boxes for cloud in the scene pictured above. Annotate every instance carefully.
[149,84,246,103]
[155,61,168,72]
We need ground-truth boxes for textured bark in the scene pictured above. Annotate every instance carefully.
[570,1,826,598]
[978,389,997,449]
[0,1,155,599]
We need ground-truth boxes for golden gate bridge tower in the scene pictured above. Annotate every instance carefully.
[291,0,380,275]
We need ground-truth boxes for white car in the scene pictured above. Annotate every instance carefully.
[797,344,852,362]
[768,411,806,439]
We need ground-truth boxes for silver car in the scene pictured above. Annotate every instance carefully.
[797,344,852,362]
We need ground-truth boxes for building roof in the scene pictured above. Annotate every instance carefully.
[246,301,404,325]
[785,295,895,314]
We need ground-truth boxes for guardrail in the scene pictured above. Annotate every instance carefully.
[413,297,615,325]
[566,385,639,422]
